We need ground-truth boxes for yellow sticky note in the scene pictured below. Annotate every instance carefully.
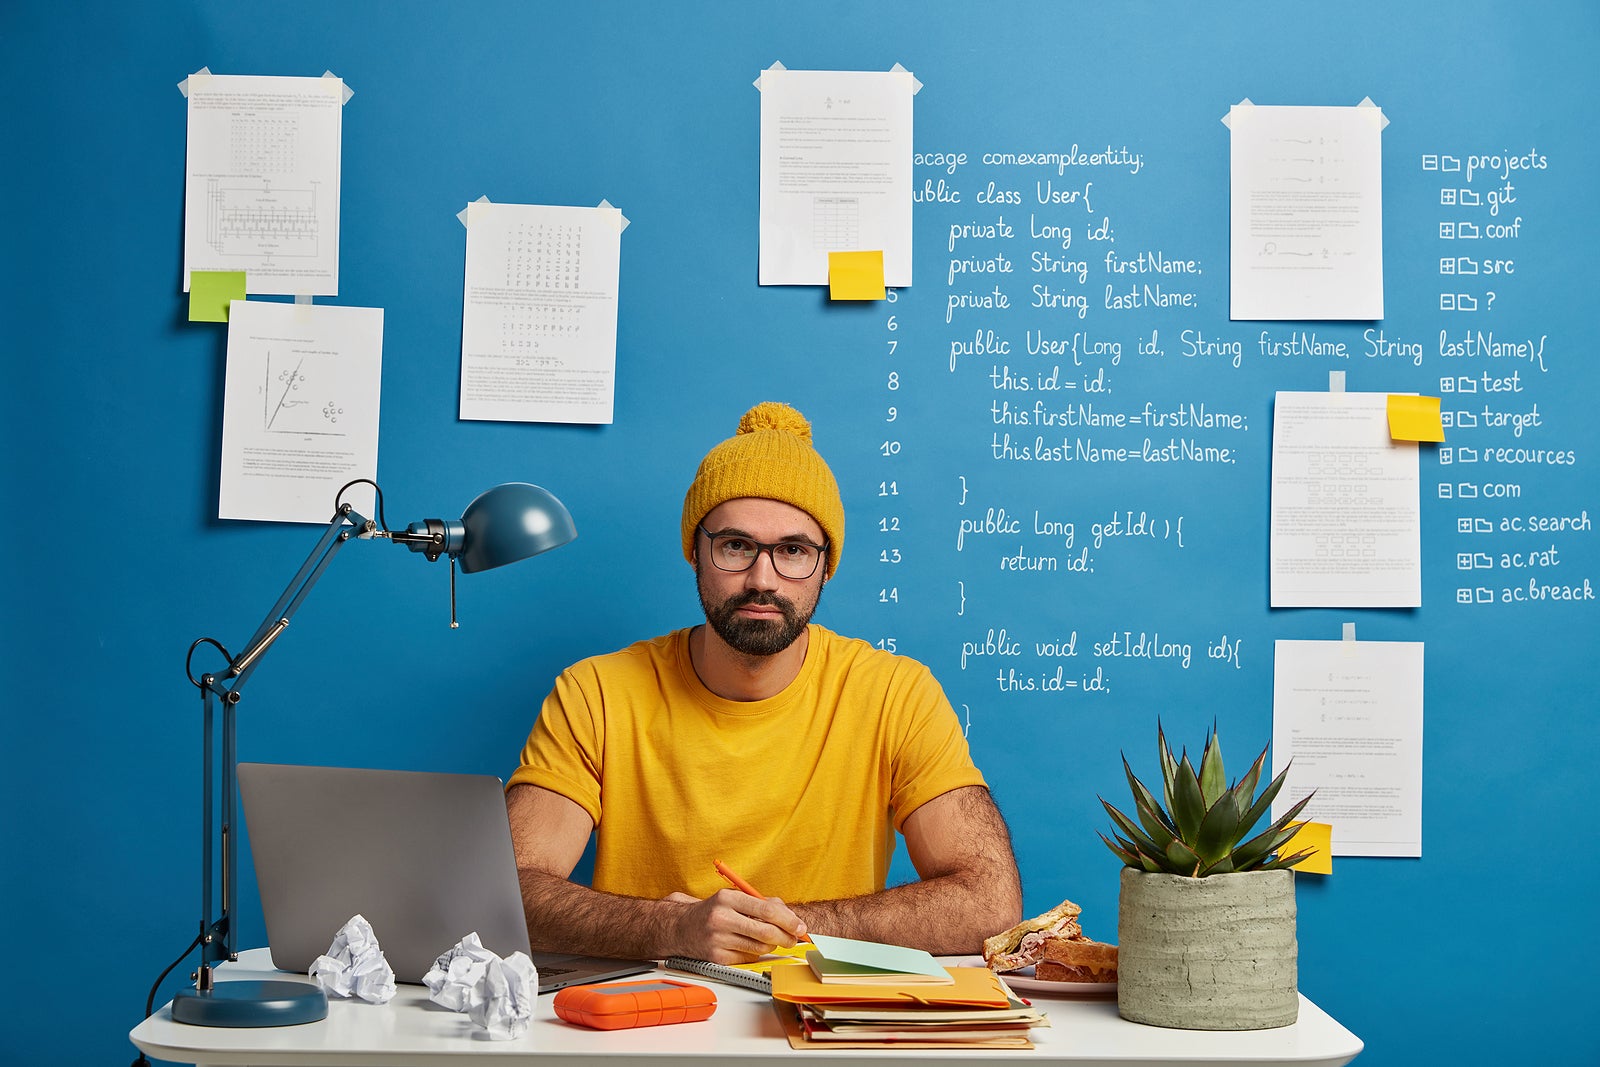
[1387,394,1445,442]
[189,271,247,322]
[1283,821,1333,875]
[828,250,886,301]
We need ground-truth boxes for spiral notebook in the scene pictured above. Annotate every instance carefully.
[663,957,776,993]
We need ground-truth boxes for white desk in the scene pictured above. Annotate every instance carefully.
[131,949,1362,1067]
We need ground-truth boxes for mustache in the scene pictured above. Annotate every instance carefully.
[729,591,790,611]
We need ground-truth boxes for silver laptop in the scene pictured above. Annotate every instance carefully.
[238,763,653,994]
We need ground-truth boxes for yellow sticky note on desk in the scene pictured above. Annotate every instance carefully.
[189,271,247,322]
[828,250,886,301]
[1283,821,1333,875]
[1387,394,1445,442]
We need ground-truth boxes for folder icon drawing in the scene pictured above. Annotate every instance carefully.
[1456,257,1479,275]
[1457,376,1477,393]
[1456,410,1478,427]
[1457,222,1481,239]
[1459,189,1481,206]
[1457,446,1479,462]
[1456,294,1478,311]
[1474,518,1494,533]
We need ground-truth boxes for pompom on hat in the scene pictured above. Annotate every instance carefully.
[681,402,844,579]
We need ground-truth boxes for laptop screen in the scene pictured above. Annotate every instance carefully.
[239,762,654,992]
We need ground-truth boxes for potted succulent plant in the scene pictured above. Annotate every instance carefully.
[1100,723,1314,1030]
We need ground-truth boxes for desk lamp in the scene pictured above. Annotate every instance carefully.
[166,479,575,1028]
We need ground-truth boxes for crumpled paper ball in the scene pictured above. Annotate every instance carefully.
[308,914,397,1004]
[422,931,499,1012]
[465,951,539,1040]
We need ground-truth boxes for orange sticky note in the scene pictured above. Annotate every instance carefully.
[828,250,886,301]
[1387,394,1445,442]
[1283,821,1333,875]
[189,271,247,322]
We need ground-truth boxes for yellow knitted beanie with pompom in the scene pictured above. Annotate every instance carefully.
[680,401,844,579]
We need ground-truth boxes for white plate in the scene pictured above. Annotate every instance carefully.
[1001,969,1117,996]
[946,956,1116,997]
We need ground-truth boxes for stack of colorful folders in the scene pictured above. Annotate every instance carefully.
[769,940,1045,1050]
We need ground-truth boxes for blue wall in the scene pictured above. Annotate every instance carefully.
[4,3,1597,1064]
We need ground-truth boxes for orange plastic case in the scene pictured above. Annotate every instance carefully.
[553,978,718,1030]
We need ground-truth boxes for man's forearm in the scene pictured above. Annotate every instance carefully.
[791,867,1020,955]
[518,867,684,959]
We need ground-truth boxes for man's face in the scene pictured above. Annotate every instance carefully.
[694,498,827,657]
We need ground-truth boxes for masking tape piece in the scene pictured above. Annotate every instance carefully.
[1357,95,1389,130]
[322,70,354,104]
[755,60,787,90]
[597,199,630,232]
[459,194,492,228]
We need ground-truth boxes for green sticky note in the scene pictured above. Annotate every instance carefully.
[189,271,247,322]
[809,933,948,979]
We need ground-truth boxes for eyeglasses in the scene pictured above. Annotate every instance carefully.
[697,525,827,580]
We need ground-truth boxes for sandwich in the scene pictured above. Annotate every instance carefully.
[1034,935,1118,983]
[982,898,1117,984]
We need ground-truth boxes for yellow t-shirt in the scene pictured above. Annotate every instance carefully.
[510,624,986,902]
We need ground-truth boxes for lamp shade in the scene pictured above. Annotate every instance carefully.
[456,482,577,573]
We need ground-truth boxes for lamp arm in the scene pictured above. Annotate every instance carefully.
[189,502,374,972]
[226,504,372,692]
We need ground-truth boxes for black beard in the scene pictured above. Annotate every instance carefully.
[700,588,817,656]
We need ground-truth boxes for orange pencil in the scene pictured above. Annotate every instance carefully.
[714,859,764,898]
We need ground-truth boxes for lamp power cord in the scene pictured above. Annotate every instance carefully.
[129,930,204,1067]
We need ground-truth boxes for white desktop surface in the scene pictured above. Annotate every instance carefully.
[131,949,1363,1067]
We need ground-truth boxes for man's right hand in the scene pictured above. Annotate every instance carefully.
[661,888,808,963]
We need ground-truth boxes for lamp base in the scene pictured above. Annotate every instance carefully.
[171,979,329,1027]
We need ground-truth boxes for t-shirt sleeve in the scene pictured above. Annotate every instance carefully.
[884,659,988,831]
[507,665,605,825]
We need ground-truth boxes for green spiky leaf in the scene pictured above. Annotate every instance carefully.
[1192,790,1242,866]
[1169,754,1206,842]
[1231,795,1315,870]
[1165,837,1202,876]
[1259,849,1316,871]
[1236,761,1293,838]
[1198,731,1226,807]
[1157,721,1179,812]
[1098,831,1142,868]
[1100,797,1170,863]
[1234,743,1267,803]
[1124,756,1179,842]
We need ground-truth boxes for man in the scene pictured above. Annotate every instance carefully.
[507,401,1021,964]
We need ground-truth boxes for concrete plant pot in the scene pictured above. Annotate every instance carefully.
[1116,867,1299,1030]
